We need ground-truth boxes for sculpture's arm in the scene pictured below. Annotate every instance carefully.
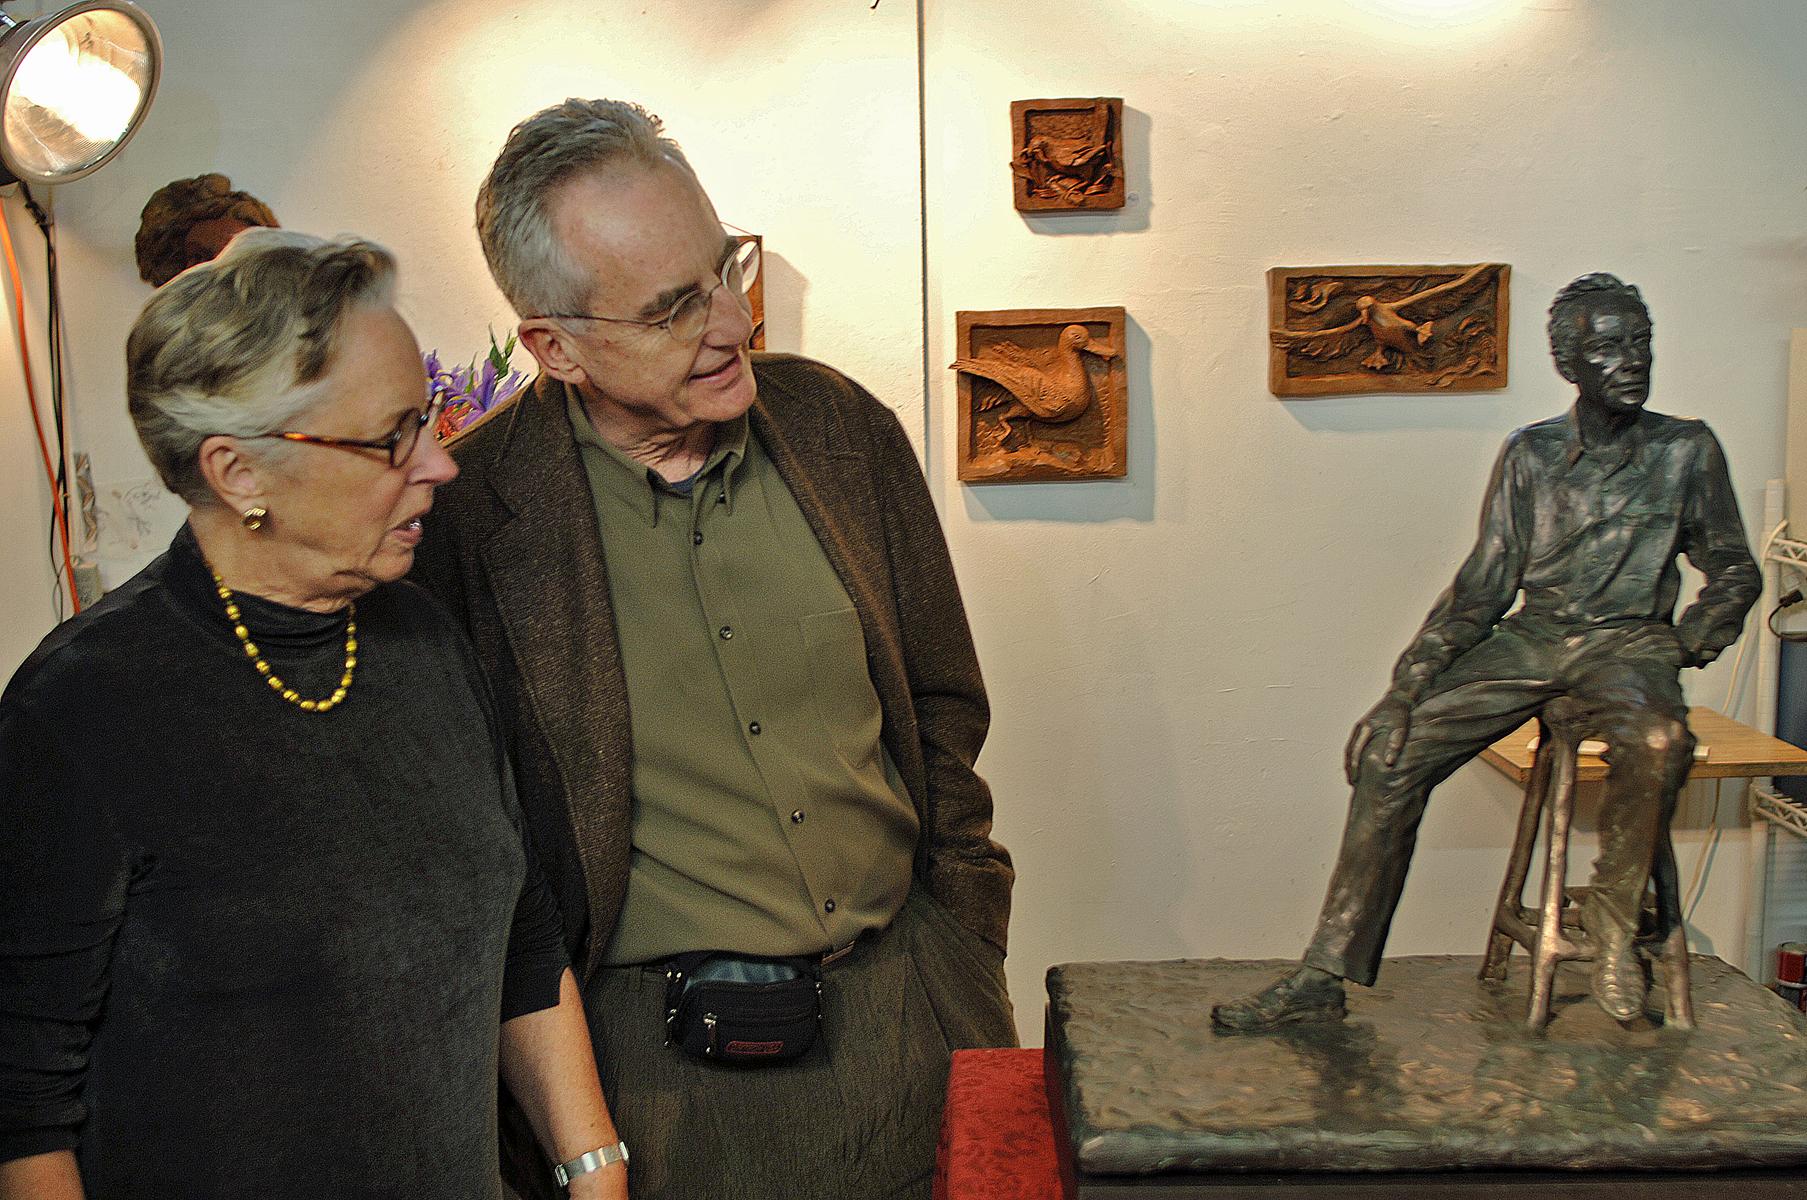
[1384,438,1528,704]
[1675,427,1761,666]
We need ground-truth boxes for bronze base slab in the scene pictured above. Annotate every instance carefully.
[1045,955,1807,1192]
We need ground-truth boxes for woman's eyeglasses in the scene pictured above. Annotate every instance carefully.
[247,393,448,468]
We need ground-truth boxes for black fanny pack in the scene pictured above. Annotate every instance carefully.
[662,951,823,1065]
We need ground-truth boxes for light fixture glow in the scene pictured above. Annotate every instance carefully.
[0,2,161,185]
[1350,0,1522,29]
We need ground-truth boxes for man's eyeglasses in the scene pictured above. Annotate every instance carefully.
[245,393,448,468]
[536,232,761,345]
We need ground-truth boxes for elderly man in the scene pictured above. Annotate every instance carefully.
[413,99,1015,1200]
[1214,273,1760,1032]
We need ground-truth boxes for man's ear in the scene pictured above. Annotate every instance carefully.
[1552,351,1578,384]
[196,435,270,514]
[518,319,591,387]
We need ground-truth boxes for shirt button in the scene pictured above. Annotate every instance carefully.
[791,809,805,823]
[692,530,704,546]
[824,898,837,913]
[748,721,762,736]
[718,626,733,640]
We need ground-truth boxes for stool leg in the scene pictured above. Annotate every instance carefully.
[1483,734,1552,983]
[1652,833,1695,1031]
[1528,733,1578,1032]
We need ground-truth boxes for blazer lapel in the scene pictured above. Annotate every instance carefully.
[751,372,925,859]
[481,378,634,974]
[750,384,890,642]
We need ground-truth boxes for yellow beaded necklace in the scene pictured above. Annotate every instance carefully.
[212,572,358,713]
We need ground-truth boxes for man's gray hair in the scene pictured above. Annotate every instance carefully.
[476,98,695,318]
[1547,272,1649,364]
[126,228,397,505]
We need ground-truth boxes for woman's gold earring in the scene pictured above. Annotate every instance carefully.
[241,506,269,531]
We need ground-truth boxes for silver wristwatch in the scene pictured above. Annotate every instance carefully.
[553,1139,629,1186]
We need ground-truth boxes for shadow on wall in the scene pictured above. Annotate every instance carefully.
[758,248,807,353]
[1019,103,1152,238]
[960,312,1156,523]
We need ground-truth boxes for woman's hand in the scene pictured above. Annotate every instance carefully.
[565,1160,628,1200]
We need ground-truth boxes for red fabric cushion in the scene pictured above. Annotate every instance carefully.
[934,1048,1060,1200]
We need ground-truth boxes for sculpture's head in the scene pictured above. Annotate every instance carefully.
[1059,324,1090,351]
[1548,273,1652,416]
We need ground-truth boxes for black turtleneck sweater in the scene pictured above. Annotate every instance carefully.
[0,526,568,1198]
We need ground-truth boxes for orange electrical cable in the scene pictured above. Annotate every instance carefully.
[0,200,80,614]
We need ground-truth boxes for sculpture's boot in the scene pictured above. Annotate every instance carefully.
[1581,899,1646,1023]
[1210,965,1347,1032]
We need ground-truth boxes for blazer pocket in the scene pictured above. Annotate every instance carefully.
[800,607,884,769]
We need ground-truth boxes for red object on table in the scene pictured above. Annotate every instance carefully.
[934,1048,1061,1200]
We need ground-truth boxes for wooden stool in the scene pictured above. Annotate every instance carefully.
[1479,698,1694,1031]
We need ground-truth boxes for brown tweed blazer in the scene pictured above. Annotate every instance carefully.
[412,353,1013,978]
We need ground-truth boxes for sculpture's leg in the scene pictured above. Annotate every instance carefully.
[1528,727,1579,1032]
[1653,833,1695,1030]
[1483,722,1552,983]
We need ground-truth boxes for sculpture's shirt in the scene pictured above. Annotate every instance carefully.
[566,389,918,965]
[1389,406,1760,700]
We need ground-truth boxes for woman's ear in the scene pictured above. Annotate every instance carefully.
[195,435,270,514]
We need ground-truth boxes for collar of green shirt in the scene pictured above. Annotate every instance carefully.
[564,382,751,526]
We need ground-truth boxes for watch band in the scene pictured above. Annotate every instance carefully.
[553,1139,629,1186]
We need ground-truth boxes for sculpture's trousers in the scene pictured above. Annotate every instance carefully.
[1304,623,1695,988]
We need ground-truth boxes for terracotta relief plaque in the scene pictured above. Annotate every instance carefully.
[1267,263,1509,397]
[952,306,1126,483]
[733,231,766,350]
[1010,98,1124,213]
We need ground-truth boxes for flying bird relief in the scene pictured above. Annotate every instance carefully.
[1267,263,1509,397]
[952,307,1128,483]
[1010,98,1126,213]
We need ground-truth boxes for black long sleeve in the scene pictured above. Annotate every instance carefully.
[0,526,567,1197]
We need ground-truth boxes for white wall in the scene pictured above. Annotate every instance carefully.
[38,0,924,594]
[3,0,1805,1043]
[923,0,1807,1035]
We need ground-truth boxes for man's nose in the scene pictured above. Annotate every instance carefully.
[702,282,754,345]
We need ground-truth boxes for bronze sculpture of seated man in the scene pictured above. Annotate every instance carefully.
[1214,273,1760,1031]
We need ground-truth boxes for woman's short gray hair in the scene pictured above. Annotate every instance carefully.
[476,98,694,318]
[126,228,397,505]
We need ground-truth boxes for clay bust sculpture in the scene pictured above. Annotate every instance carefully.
[1214,273,1760,1031]
[134,173,279,288]
[951,323,1118,445]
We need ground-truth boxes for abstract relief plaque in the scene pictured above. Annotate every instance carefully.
[1267,262,1509,397]
[1010,98,1124,213]
[951,306,1126,484]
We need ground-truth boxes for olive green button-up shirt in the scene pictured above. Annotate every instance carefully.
[566,390,918,965]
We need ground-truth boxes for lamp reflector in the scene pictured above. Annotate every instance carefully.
[0,3,161,184]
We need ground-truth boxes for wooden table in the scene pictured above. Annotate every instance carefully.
[1480,706,1807,785]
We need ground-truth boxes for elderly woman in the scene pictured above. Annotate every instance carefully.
[0,231,627,1199]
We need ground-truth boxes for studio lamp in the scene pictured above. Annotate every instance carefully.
[0,0,161,186]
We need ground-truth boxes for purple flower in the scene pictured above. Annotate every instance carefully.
[423,332,531,436]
